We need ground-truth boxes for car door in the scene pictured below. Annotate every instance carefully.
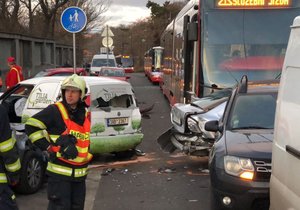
[23,81,61,121]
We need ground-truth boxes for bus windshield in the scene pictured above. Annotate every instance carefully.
[121,57,133,67]
[202,9,299,88]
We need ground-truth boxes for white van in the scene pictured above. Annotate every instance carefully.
[90,54,117,75]
[270,16,300,210]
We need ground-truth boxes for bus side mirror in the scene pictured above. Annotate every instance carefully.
[188,22,198,41]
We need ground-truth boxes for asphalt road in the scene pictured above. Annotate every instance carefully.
[16,73,211,210]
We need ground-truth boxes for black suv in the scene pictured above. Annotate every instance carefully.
[205,76,278,210]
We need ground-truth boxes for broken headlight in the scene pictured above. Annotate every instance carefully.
[187,117,202,133]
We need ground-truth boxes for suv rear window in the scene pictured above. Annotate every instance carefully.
[92,59,116,67]
[229,93,277,130]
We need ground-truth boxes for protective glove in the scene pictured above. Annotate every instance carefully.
[56,134,77,149]
[8,174,20,186]
[60,144,78,160]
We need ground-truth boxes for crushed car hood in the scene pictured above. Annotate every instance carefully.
[171,103,204,133]
[225,130,273,159]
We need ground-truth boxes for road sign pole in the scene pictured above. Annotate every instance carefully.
[106,25,109,65]
[73,33,76,74]
[61,7,87,74]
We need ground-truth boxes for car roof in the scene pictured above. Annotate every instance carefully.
[100,67,124,71]
[19,76,130,86]
[93,54,115,59]
[45,68,84,72]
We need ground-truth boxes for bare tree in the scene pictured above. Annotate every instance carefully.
[38,0,69,38]
[0,0,22,33]
[20,0,40,34]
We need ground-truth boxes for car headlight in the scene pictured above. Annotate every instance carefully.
[224,156,254,180]
[187,117,201,133]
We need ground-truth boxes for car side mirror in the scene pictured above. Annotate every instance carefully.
[205,120,221,132]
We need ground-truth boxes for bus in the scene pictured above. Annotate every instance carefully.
[144,46,164,84]
[116,55,134,73]
[160,0,300,105]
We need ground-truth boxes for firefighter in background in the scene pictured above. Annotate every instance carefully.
[25,74,92,210]
[6,57,24,90]
[0,104,21,210]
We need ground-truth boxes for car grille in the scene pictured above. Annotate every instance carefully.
[253,159,272,181]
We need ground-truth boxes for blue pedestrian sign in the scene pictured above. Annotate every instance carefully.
[61,7,87,33]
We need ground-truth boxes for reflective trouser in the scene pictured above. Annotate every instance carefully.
[0,184,18,210]
[47,176,86,210]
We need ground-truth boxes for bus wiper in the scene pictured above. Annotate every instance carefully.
[232,126,272,130]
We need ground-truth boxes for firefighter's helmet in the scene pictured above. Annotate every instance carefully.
[61,74,86,100]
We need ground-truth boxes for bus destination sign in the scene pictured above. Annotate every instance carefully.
[216,0,291,9]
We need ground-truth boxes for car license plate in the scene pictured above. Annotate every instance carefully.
[107,117,129,126]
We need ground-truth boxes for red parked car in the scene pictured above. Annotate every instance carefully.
[98,67,130,82]
[34,67,88,77]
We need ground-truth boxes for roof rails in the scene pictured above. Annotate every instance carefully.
[238,75,248,93]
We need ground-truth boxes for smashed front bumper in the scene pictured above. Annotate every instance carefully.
[157,127,212,156]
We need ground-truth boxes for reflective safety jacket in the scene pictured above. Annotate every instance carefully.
[6,65,24,89]
[25,101,91,181]
[51,102,92,165]
[0,105,21,184]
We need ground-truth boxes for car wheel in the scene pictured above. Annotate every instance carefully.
[15,150,46,194]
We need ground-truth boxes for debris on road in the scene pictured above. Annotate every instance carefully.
[101,168,115,176]
[188,200,198,202]
[121,169,129,174]
[158,167,176,174]
[135,149,146,156]
[198,168,209,173]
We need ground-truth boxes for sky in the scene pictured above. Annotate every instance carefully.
[102,0,172,27]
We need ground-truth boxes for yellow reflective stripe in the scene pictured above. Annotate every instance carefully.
[74,168,88,177]
[5,158,21,172]
[56,152,92,163]
[57,152,84,162]
[47,162,88,177]
[0,138,15,153]
[56,102,69,120]
[26,118,47,129]
[0,173,7,183]
[77,147,88,153]
[29,130,47,143]
[47,162,72,176]
[11,194,16,200]
[49,135,60,143]
[11,68,20,83]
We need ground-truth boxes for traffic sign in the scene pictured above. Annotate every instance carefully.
[61,7,87,33]
[102,37,113,47]
[101,27,114,37]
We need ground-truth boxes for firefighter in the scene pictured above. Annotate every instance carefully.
[25,74,92,210]
[0,104,21,210]
[5,57,24,90]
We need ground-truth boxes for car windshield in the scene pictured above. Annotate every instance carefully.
[92,59,116,67]
[34,70,48,77]
[229,93,277,130]
[99,69,125,77]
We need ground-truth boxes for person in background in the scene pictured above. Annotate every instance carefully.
[5,57,24,90]
[0,104,21,210]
